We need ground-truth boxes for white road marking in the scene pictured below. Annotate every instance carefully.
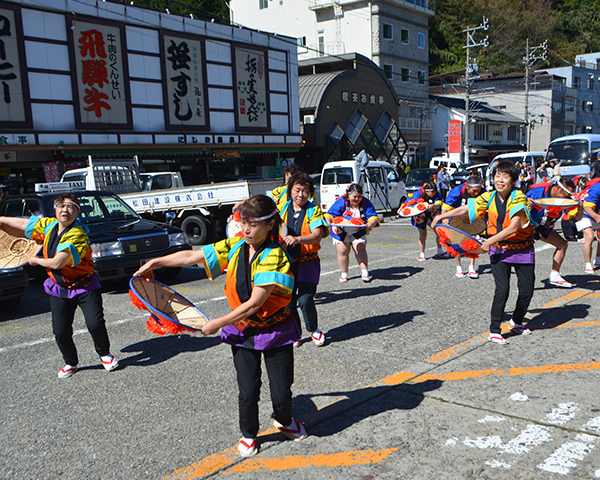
[546,402,579,426]
[478,415,506,423]
[486,459,512,469]
[584,417,600,434]
[510,392,529,402]
[538,433,597,475]
[500,424,552,455]
[463,435,504,449]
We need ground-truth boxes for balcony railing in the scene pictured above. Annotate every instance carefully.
[309,0,429,11]
[399,117,432,130]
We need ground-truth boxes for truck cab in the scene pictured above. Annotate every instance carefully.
[320,160,407,213]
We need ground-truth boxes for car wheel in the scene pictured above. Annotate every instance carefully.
[181,215,214,245]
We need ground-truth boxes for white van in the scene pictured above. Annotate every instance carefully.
[429,155,463,175]
[320,160,407,213]
[486,151,545,190]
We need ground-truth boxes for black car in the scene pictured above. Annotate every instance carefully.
[451,162,489,188]
[405,168,437,196]
[0,267,29,310]
[0,191,191,283]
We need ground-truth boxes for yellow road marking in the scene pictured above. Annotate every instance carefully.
[392,235,418,241]
[225,449,398,474]
[0,323,24,328]
[381,244,395,247]
[0,328,33,334]
[411,361,600,383]
[371,243,382,246]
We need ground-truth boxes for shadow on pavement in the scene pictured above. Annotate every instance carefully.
[288,379,443,438]
[524,303,591,332]
[325,310,425,343]
[119,334,220,367]
[315,285,402,305]
[371,265,424,281]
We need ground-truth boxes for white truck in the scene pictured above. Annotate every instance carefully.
[51,157,282,245]
[320,160,407,214]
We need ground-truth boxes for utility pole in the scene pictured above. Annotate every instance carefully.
[463,17,489,164]
[524,39,548,149]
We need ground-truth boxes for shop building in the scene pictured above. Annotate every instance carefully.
[0,0,301,192]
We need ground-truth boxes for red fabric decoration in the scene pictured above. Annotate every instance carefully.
[235,231,244,237]
[343,211,353,216]
[129,289,146,311]
[417,204,427,211]
[402,208,411,216]
[332,217,344,224]
[463,253,479,259]
[406,199,417,206]
[233,210,241,222]
[445,245,460,257]
[461,239,481,252]
[350,217,365,225]
[145,313,194,336]
[416,198,426,203]
[436,228,450,244]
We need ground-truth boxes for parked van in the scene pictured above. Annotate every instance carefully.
[486,151,545,190]
[429,155,463,175]
[320,160,407,213]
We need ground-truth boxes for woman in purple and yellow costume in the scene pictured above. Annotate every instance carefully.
[134,195,306,457]
[278,172,329,347]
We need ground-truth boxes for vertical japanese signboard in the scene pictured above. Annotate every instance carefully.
[162,34,207,130]
[0,4,31,128]
[234,46,270,130]
[448,120,462,153]
[70,20,131,129]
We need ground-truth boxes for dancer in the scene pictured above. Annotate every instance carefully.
[134,195,306,457]
[578,179,600,273]
[278,173,329,347]
[325,183,379,282]
[0,193,118,378]
[441,175,484,278]
[527,179,582,286]
[433,161,535,345]
[270,163,309,206]
[399,181,447,261]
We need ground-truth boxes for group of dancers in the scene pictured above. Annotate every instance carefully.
[4,158,600,458]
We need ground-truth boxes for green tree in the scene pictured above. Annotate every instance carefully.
[108,0,229,24]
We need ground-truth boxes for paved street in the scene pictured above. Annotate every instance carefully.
[1,218,600,479]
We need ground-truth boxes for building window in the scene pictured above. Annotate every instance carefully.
[383,64,393,80]
[574,77,581,88]
[474,123,486,141]
[401,67,410,83]
[508,125,518,141]
[577,100,581,113]
[401,29,409,44]
[417,32,425,49]
[383,24,393,40]
[417,70,426,85]
[318,31,324,57]
[589,77,595,90]
[553,100,563,113]
[565,98,575,112]
[259,0,268,9]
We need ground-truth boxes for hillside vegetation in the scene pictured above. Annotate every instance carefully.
[430,0,600,74]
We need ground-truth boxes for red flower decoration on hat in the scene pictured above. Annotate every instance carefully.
[402,208,412,216]
[233,210,241,222]
[406,199,417,207]
[416,204,427,211]
[416,198,426,203]
[332,217,344,224]
[461,239,481,252]
[350,217,365,225]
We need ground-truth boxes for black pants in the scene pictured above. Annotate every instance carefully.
[489,262,535,334]
[232,344,294,439]
[50,288,110,366]
[290,281,318,334]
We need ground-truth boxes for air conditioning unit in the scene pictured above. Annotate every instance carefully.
[303,115,315,124]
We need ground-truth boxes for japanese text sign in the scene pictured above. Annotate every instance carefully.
[163,35,206,128]
[71,21,129,127]
[0,7,27,124]
[235,46,268,129]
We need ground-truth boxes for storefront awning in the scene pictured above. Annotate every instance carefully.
[240,147,300,154]
[63,147,214,158]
